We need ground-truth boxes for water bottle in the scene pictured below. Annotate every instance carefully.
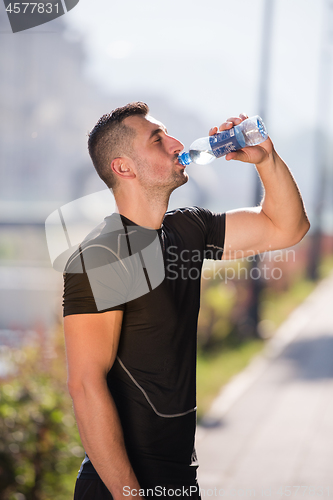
[178,115,268,166]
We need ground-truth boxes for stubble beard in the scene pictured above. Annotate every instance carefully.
[136,158,189,203]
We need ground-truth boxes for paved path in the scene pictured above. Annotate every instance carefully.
[196,272,333,500]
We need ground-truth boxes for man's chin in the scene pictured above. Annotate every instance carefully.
[169,172,188,194]
[176,171,189,188]
[180,171,189,185]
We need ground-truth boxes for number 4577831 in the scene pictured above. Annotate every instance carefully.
[5,3,59,14]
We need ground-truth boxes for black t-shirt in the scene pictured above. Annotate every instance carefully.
[63,206,226,487]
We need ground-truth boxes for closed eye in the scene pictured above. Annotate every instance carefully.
[149,127,166,143]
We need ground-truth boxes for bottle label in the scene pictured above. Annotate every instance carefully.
[209,129,242,158]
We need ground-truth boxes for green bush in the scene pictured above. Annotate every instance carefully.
[0,329,82,500]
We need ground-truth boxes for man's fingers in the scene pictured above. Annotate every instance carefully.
[225,151,241,162]
[210,113,249,135]
[218,115,244,132]
[209,126,218,136]
[227,116,242,124]
[217,121,232,132]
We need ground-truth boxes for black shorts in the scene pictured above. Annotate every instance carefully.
[74,478,112,500]
[73,477,202,500]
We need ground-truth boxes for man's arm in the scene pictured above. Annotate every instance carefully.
[209,115,310,260]
[64,311,141,499]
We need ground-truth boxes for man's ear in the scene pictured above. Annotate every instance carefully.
[111,158,136,179]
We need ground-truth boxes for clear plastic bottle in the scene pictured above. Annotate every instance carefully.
[178,115,268,166]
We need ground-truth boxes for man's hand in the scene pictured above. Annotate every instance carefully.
[209,114,273,166]
[211,113,310,259]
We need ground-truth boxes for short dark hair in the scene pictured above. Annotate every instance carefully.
[88,102,149,190]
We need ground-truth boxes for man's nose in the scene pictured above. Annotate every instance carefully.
[167,135,184,154]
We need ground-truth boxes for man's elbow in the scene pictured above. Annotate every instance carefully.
[67,378,84,400]
[67,373,107,401]
[289,217,310,247]
[303,218,311,236]
[297,216,310,241]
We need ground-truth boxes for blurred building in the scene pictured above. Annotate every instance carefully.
[0,7,214,220]
[0,7,208,338]
[0,12,106,208]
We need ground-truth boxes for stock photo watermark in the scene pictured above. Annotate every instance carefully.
[122,485,330,498]
[166,246,296,283]
[45,189,298,310]
[3,0,80,33]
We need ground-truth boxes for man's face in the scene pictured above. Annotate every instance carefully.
[123,114,188,194]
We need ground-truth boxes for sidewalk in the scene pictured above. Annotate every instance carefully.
[196,272,333,499]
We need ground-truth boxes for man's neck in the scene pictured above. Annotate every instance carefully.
[115,193,169,230]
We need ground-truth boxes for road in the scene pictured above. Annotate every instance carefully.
[196,272,333,499]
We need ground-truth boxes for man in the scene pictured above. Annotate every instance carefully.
[63,102,309,499]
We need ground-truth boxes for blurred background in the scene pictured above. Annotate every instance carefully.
[0,0,333,498]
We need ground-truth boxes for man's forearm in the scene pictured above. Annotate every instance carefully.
[256,147,310,246]
[70,379,140,499]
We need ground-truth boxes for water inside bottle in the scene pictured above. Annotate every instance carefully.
[189,149,215,165]
[242,117,268,146]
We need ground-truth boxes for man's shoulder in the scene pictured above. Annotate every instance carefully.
[164,206,206,219]
[164,206,214,228]
[64,215,130,274]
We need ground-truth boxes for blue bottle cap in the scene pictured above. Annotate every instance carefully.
[178,152,192,166]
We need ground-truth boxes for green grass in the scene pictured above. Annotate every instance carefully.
[196,255,333,419]
[260,255,333,329]
[196,339,264,420]
[319,254,333,279]
[260,278,316,329]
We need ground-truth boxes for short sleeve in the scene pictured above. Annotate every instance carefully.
[63,228,165,316]
[184,207,226,260]
[63,245,127,317]
[203,209,226,260]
